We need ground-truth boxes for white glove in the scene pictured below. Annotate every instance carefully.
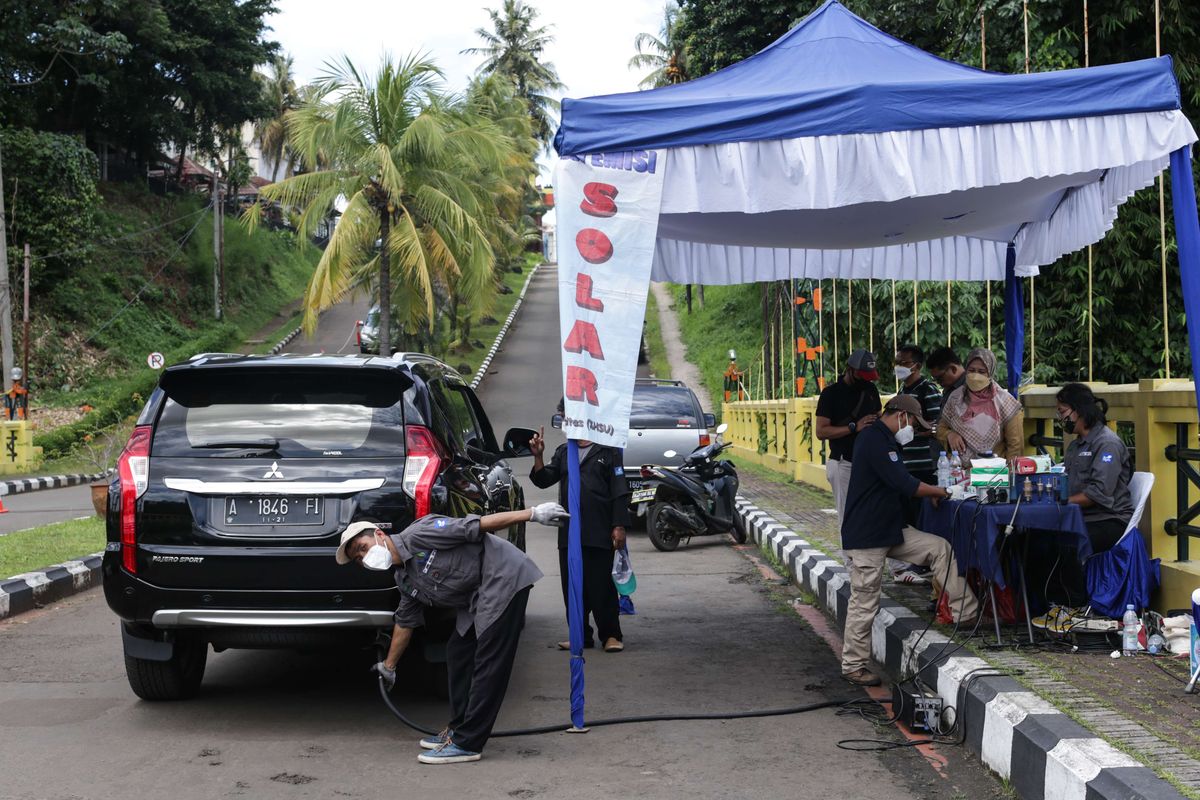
[529,502,570,525]
[371,660,396,690]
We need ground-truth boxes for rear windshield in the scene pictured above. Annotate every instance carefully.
[630,386,698,428]
[152,371,406,457]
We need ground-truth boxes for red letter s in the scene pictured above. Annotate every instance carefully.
[580,182,618,218]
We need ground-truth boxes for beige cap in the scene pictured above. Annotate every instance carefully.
[335,521,383,564]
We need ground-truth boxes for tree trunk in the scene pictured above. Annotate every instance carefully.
[685,284,693,314]
[379,209,391,356]
[449,292,459,339]
[176,146,187,184]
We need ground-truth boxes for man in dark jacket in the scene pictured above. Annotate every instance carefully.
[529,424,630,653]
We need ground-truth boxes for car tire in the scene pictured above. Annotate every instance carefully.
[123,633,207,701]
[646,502,681,552]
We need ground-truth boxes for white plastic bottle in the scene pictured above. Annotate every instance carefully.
[1122,605,1140,656]
[936,452,951,488]
[950,451,963,485]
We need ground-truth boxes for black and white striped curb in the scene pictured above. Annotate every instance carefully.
[734,496,1186,800]
[1,553,103,621]
[268,325,302,355]
[0,471,109,497]
[469,265,542,391]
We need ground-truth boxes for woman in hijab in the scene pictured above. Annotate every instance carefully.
[936,348,1024,462]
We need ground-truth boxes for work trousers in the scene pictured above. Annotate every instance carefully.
[558,546,622,646]
[826,458,854,564]
[842,527,980,674]
[445,587,530,753]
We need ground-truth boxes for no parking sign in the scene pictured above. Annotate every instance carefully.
[147,352,164,370]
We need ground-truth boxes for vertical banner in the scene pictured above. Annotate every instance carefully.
[554,151,666,449]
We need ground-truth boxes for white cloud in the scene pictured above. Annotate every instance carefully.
[267,0,666,177]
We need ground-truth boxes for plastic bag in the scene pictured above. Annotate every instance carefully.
[612,548,637,596]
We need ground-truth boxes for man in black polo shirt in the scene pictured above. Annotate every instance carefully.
[927,346,967,406]
[840,395,980,687]
[816,349,882,527]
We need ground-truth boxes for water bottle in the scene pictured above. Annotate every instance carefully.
[936,452,951,488]
[1122,605,1140,655]
[950,451,963,485]
[1147,633,1166,655]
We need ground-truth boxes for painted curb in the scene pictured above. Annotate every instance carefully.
[268,325,302,355]
[1,553,103,621]
[734,496,1186,800]
[469,264,542,391]
[0,471,110,497]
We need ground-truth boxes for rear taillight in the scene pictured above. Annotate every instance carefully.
[699,433,711,448]
[355,320,363,347]
[403,426,445,517]
[117,425,152,574]
[640,466,656,479]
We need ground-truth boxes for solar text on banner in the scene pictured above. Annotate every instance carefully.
[555,151,666,449]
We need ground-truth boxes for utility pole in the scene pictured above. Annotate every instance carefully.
[212,170,222,320]
[23,243,30,392]
[0,144,13,392]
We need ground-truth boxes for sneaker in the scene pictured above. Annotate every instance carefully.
[894,570,930,586]
[419,728,452,750]
[417,742,481,765]
[1031,605,1070,634]
[842,668,882,687]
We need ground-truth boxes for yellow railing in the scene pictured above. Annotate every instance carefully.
[726,378,1200,611]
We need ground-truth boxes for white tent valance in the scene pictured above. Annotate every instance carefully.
[649,109,1195,283]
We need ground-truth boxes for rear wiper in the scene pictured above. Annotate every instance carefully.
[193,438,280,450]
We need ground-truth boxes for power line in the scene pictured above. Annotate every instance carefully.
[27,204,211,263]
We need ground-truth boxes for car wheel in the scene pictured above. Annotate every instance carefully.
[123,632,207,701]
[646,502,681,552]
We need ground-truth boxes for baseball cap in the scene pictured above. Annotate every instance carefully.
[335,520,383,564]
[847,349,879,381]
[884,394,933,430]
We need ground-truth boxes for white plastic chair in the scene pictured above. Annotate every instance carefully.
[1122,471,1155,539]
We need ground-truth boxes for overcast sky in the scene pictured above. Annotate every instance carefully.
[267,0,666,176]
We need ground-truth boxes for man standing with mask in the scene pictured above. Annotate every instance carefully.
[816,349,882,525]
[839,395,980,686]
[336,503,566,764]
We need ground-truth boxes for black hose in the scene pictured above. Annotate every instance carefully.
[377,678,853,737]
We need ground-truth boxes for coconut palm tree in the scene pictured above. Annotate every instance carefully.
[247,54,513,355]
[254,55,299,182]
[463,0,564,146]
[629,3,690,89]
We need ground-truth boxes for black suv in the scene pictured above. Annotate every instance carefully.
[103,352,535,700]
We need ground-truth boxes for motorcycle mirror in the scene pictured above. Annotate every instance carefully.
[550,414,564,430]
[663,450,677,459]
[715,423,729,434]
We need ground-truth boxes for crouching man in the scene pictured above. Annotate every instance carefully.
[336,502,568,764]
[840,395,980,687]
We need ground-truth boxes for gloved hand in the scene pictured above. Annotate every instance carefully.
[370,660,396,691]
[529,502,570,525]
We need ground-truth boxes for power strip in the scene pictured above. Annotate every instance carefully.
[891,683,944,733]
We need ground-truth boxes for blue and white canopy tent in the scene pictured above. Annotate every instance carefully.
[551,0,1199,727]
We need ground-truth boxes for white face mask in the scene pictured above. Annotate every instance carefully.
[894,366,912,381]
[362,541,394,571]
[895,416,915,446]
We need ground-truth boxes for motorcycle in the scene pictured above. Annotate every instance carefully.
[639,423,746,552]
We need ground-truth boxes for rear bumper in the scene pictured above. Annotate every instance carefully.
[151,609,393,627]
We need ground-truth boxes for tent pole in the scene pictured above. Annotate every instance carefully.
[986,281,992,352]
[868,278,874,355]
[1168,146,1200,418]
[1023,0,1030,74]
[848,280,854,352]
[833,279,839,371]
[819,280,825,387]
[1084,0,1094,381]
[791,279,798,398]
[912,281,918,344]
[892,280,899,393]
[945,281,951,346]
[1154,0,1171,378]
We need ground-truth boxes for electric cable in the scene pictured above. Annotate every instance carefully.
[28,204,212,263]
[376,677,854,737]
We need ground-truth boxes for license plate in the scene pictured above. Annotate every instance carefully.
[631,488,657,504]
[224,496,324,526]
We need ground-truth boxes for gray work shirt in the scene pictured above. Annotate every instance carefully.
[1063,424,1133,525]
[389,515,543,636]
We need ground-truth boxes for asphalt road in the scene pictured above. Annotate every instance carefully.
[0,484,94,538]
[0,266,1004,799]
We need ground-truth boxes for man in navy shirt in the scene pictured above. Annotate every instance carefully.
[840,395,980,687]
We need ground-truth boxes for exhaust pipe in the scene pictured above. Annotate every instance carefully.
[660,504,706,533]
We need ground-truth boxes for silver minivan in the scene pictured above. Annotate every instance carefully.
[623,380,715,507]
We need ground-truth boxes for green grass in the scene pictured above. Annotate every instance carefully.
[642,291,672,379]
[0,516,106,578]
[670,283,769,421]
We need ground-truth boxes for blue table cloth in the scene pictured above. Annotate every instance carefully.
[917,499,1090,588]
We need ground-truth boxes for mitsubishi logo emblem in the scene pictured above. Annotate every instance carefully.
[263,461,284,479]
